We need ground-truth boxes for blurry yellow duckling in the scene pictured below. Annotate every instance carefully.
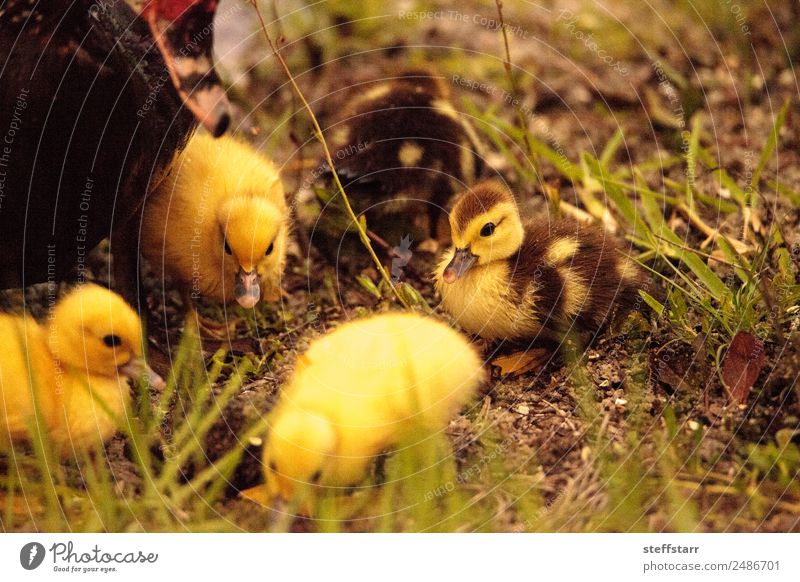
[435,180,646,342]
[141,132,290,336]
[262,312,485,505]
[0,285,163,455]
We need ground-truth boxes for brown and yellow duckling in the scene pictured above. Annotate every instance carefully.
[435,180,646,342]
[323,70,484,239]
[141,132,290,337]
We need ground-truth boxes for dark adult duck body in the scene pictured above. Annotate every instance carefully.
[0,0,230,287]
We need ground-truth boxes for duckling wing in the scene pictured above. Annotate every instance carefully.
[516,220,644,331]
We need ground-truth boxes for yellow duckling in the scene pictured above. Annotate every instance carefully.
[435,180,646,342]
[141,132,290,335]
[262,312,485,504]
[0,285,163,455]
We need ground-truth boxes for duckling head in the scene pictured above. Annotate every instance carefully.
[394,69,449,99]
[442,180,524,283]
[219,197,285,308]
[263,409,336,502]
[47,285,164,388]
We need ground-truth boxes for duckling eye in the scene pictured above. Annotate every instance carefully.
[265,242,274,256]
[310,469,322,483]
[102,334,123,348]
[269,461,277,473]
[223,238,233,256]
[480,222,496,237]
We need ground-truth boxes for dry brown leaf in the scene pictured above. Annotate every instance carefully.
[721,331,766,404]
[491,349,549,377]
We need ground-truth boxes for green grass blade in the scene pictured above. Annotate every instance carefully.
[600,127,625,168]
[685,113,702,210]
[751,98,790,194]
[639,290,665,317]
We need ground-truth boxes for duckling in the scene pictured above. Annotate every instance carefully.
[434,180,646,342]
[0,285,162,455]
[322,70,484,239]
[140,132,290,337]
[262,312,485,506]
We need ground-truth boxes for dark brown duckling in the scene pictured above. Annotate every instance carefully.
[322,70,485,239]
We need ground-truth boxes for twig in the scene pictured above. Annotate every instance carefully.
[557,200,596,225]
[248,1,410,308]
[676,202,750,254]
[365,228,395,256]
[648,232,741,269]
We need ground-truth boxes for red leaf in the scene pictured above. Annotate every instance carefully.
[721,332,766,404]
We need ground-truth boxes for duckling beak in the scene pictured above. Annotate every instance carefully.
[235,268,261,309]
[443,248,477,283]
[119,357,166,391]
[142,1,231,137]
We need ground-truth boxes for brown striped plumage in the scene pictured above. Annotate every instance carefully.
[322,70,485,237]
[434,181,646,342]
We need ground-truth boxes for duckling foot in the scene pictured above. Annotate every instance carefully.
[239,485,318,517]
[186,311,239,340]
[262,285,288,302]
[239,484,272,508]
